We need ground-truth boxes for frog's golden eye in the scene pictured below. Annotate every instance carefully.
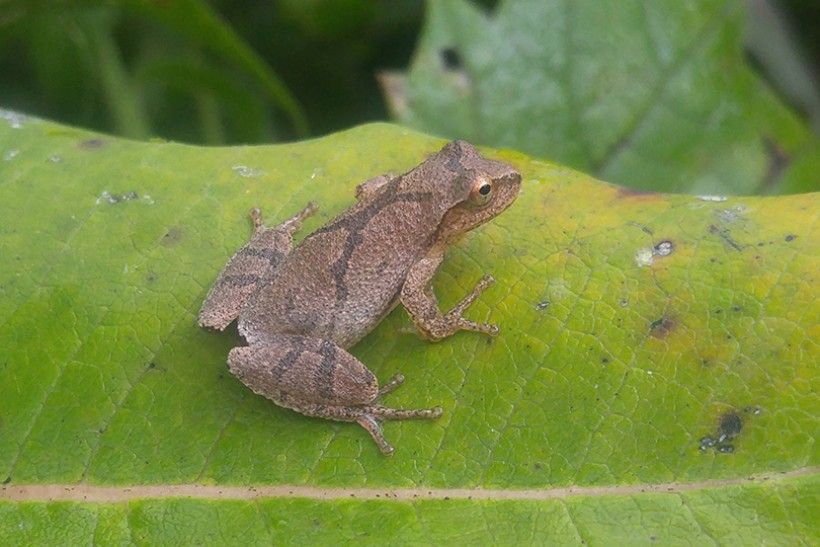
[470,177,493,206]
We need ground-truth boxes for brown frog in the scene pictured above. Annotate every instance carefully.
[198,141,521,454]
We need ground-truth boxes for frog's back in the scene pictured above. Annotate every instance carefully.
[238,190,440,348]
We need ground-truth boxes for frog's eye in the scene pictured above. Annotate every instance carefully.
[469,177,493,206]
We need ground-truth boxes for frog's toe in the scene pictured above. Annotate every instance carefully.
[377,373,406,398]
[483,323,500,337]
[357,415,395,455]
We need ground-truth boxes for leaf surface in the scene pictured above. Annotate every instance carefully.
[0,112,817,543]
[383,0,820,194]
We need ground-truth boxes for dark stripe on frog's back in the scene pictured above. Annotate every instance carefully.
[239,178,439,347]
[309,176,434,303]
[241,247,285,265]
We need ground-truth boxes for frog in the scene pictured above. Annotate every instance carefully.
[198,140,521,455]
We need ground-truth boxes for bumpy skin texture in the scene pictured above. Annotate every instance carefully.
[198,141,521,454]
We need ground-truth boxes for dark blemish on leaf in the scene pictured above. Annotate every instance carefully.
[699,436,715,451]
[162,227,184,246]
[146,361,165,373]
[653,240,674,256]
[535,300,550,310]
[761,136,791,190]
[146,271,157,283]
[718,412,742,441]
[533,463,542,470]
[700,410,748,453]
[708,224,743,251]
[649,315,676,338]
[784,234,796,242]
[714,309,722,314]
[732,306,742,312]
[80,138,105,149]
[440,47,463,70]
[601,357,609,364]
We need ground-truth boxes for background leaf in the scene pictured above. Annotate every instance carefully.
[0,113,817,542]
[383,0,820,195]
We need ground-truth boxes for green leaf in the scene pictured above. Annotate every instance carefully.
[0,112,817,543]
[383,0,820,195]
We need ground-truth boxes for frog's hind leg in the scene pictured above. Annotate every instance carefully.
[227,336,441,455]
[198,202,317,330]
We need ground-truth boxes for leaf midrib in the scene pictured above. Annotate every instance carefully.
[1,467,814,502]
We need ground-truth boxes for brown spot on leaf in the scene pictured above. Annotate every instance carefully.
[649,315,676,338]
[80,138,105,150]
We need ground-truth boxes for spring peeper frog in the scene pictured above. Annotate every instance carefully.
[198,141,521,454]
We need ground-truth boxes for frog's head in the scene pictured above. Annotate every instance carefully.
[435,140,522,242]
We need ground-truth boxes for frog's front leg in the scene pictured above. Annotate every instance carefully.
[228,335,442,455]
[400,243,499,342]
[198,202,317,330]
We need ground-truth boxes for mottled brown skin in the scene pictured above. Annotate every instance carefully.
[198,141,521,454]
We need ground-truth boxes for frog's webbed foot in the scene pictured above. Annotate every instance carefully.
[442,274,499,337]
[401,246,500,341]
[357,403,443,455]
[358,373,442,454]
[260,201,318,236]
[198,202,317,330]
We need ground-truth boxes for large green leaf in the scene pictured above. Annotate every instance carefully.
[0,111,817,543]
[382,0,820,195]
